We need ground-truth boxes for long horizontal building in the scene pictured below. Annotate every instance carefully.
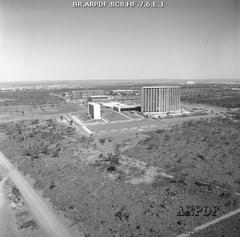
[141,86,181,113]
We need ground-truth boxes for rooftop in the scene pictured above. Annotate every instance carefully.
[142,86,181,89]
[88,95,110,98]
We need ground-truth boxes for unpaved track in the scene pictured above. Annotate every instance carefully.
[0,151,74,237]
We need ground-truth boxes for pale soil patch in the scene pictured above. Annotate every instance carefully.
[118,134,150,152]
[95,134,173,185]
[119,156,173,185]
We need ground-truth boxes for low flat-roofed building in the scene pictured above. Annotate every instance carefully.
[72,89,106,100]
[88,95,111,102]
[186,81,196,85]
[113,103,141,112]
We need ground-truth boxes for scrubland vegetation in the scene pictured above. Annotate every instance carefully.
[0,116,240,236]
[181,84,240,108]
[0,90,64,106]
[5,180,39,231]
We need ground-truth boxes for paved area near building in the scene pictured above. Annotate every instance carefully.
[85,119,169,135]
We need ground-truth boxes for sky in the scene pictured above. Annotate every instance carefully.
[0,0,239,82]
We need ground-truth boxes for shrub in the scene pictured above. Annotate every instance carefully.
[20,220,38,230]
[12,186,21,199]
[49,180,56,189]
[31,119,39,125]
[107,137,113,142]
[105,153,120,165]
[99,138,106,144]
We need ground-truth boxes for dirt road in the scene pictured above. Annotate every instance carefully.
[0,151,77,237]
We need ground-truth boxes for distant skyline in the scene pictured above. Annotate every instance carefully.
[0,0,239,82]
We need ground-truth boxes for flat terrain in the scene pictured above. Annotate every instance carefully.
[0,116,239,237]
[181,84,240,108]
[0,104,81,123]
[0,90,64,107]
[0,84,239,237]
[101,108,130,122]
[86,119,163,135]
[84,114,215,136]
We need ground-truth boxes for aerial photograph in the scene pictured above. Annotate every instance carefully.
[0,0,239,236]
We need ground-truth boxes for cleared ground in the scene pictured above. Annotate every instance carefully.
[85,119,163,134]
[83,114,215,136]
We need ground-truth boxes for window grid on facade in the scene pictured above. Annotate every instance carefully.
[141,86,181,113]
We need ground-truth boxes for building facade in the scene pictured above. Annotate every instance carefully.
[113,104,141,113]
[141,86,181,113]
[88,95,111,102]
[88,102,101,119]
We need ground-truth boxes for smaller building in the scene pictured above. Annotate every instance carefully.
[88,102,101,119]
[88,95,111,102]
[186,81,195,85]
[113,103,141,113]
[71,89,106,100]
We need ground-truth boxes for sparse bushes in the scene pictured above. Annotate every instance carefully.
[22,140,48,159]
[114,207,130,222]
[49,180,56,189]
[114,143,120,155]
[2,119,78,160]
[105,153,120,172]
[0,90,64,107]
[31,119,39,125]
[181,84,240,108]
[12,186,21,200]
[105,153,120,165]
[107,137,113,142]
[20,220,38,230]
[99,138,106,144]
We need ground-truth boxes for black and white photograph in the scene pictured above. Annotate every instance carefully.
[0,0,239,236]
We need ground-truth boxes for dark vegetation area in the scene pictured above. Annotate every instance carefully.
[1,119,76,160]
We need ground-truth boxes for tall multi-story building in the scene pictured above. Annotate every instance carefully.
[88,102,101,119]
[141,86,181,113]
